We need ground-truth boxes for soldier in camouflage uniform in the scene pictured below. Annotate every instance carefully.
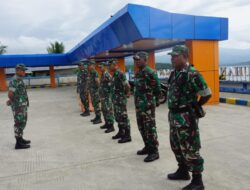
[133,51,161,162]
[7,64,31,149]
[76,62,90,117]
[98,62,115,133]
[108,59,131,143]
[88,60,102,124]
[167,45,211,190]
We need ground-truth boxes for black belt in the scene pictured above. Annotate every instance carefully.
[169,106,190,113]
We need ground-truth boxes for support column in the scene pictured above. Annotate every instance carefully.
[49,65,56,88]
[117,58,126,73]
[148,51,156,70]
[0,68,8,91]
[186,40,219,104]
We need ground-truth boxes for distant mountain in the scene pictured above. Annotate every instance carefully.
[219,48,250,65]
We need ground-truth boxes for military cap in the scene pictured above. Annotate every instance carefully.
[16,64,27,71]
[107,59,118,65]
[168,45,189,56]
[133,51,148,60]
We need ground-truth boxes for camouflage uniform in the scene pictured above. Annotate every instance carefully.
[77,67,89,111]
[134,65,161,153]
[167,64,211,173]
[8,75,29,138]
[100,71,114,125]
[89,69,101,118]
[111,70,130,133]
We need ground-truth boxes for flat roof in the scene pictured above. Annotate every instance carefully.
[0,3,228,68]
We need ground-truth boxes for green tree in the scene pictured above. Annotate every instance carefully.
[0,42,7,55]
[47,41,65,54]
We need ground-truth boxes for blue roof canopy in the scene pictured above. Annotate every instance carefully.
[0,3,228,68]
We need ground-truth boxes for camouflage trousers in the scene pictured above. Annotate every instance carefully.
[90,90,101,117]
[100,97,114,125]
[136,106,159,152]
[11,106,28,138]
[113,98,130,132]
[168,111,204,173]
[80,90,89,111]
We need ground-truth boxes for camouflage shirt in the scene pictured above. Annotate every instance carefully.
[134,66,161,111]
[8,75,29,108]
[89,70,99,92]
[77,69,89,93]
[167,64,211,109]
[111,70,128,100]
[99,71,112,99]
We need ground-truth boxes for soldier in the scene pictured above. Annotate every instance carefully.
[88,60,102,124]
[7,64,30,149]
[98,62,115,133]
[77,61,90,117]
[166,45,211,190]
[108,59,131,143]
[133,51,161,162]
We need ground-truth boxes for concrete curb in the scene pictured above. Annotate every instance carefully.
[220,97,250,106]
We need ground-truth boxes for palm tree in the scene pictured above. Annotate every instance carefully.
[47,41,65,54]
[0,42,7,55]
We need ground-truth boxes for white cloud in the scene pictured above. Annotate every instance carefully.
[0,0,249,54]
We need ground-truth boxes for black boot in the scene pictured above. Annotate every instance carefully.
[182,174,204,190]
[112,127,123,140]
[168,164,191,180]
[81,110,90,117]
[137,147,148,155]
[105,124,115,133]
[100,123,108,129]
[93,115,102,124]
[90,116,97,122]
[15,137,30,149]
[118,129,131,143]
[144,149,159,162]
[20,137,31,144]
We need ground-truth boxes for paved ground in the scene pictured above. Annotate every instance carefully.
[0,87,250,190]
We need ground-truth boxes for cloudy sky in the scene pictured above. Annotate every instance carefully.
[0,0,250,55]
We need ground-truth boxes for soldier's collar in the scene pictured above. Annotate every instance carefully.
[175,63,189,73]
[15,74,22,80]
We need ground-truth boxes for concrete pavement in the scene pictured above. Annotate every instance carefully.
[0,86,250,190]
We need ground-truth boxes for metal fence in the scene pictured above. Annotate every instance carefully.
[219,66,250,82]
[6,74,77,87]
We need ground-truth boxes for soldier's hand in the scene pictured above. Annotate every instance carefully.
[156,101,160,107]
[6,100,11,106]
[126,92,130,98]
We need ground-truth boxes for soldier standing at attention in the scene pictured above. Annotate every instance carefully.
[108,59,131,143]
[7,64,31,149]
[88,60,102,124]
[133,51,161,162]
[167,45,211,190]
[77,62,90,117]
[98,62,115,133]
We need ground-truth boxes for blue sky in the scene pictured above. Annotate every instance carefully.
[0,0,250,55]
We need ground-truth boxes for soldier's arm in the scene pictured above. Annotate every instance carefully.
[125,82,131,97]
[7,81,15,106]
[121,73,131,97]
[192,72,212,105]
[150,71,161,106]
[95,78,100,88]
[95,71,100,88]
